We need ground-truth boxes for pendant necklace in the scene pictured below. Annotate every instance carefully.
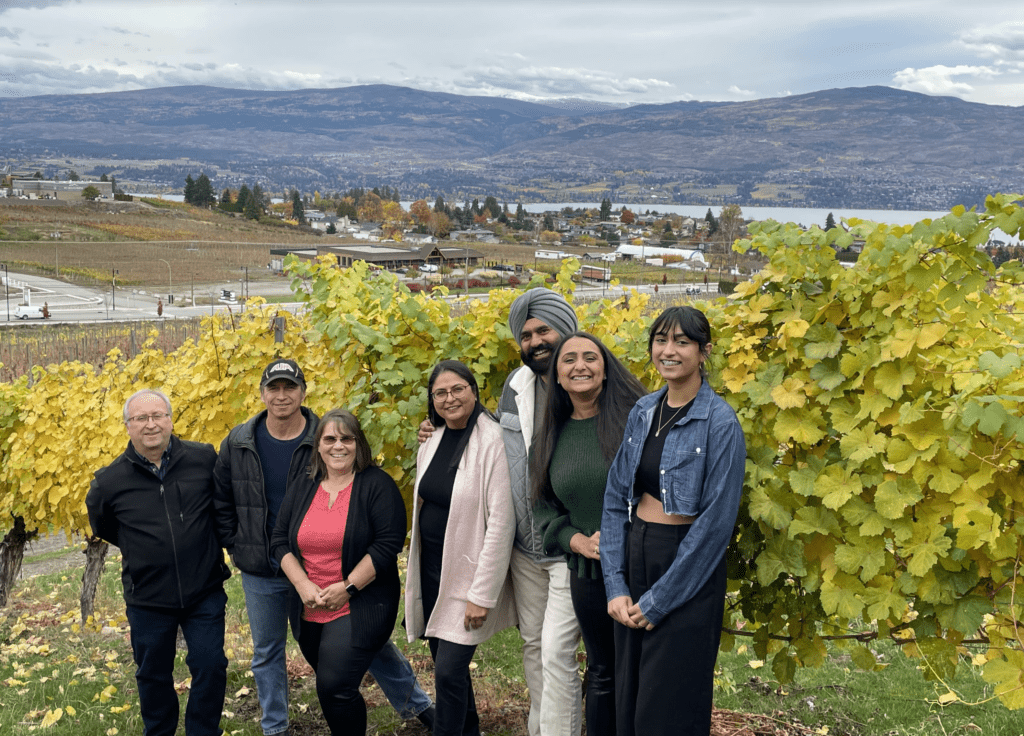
[654,395,689,437]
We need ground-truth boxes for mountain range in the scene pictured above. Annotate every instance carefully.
[1,84,1021,210]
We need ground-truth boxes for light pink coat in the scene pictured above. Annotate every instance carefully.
[405,413,517,645]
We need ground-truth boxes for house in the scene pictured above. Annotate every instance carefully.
[614,244,707,266]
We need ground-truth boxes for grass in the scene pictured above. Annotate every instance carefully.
[5,552,1023,736]
[715,641,1024,735]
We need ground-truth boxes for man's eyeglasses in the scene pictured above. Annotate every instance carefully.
[431,384,470,401]
[128,412,171,425]
[321,435,357,445]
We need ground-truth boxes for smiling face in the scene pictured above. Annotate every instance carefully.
[318,420,357,478]
[519,317,562,375]
[556,336,605,406]
[125,393,174,461]
[431,370,477,429]
[650,325,709,390]
[260,378,305,421]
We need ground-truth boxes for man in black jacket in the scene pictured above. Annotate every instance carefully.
[213,359,434,736]
[87,388,229,736]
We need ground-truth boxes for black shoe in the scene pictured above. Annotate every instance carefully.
[416,705,436,731]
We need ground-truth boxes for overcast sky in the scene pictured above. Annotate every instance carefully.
[1,0,1022,107]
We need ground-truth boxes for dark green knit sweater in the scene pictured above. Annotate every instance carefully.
[534,416,608,580]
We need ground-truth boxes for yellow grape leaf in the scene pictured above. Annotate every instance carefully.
[39,708,64,727]
[770,377,807,409]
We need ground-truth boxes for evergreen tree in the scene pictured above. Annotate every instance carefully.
[183,175,196,205]
[433,195,446,213]
[326,222,337,234]
[471,198,481,217]
[600,198,612,221]
[99,173,109,182]
[67,170,80,181]
[237,184,251,213]
[193,173,216,207]
[483,195,500,219]
[337,200,357,220]
[220,188,233,206]
[110,176,119,194]
[515,202,526,224]
[825,212,837,231]
[705,208,718,235]
[291,189,306,224]
[543,213,555,231]
[243,191,260,221]
[251,184,265,210]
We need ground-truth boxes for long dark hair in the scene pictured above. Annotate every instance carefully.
[308,408,375,478]
[647,306,713,379]
[426,359,494,471]
[530,332,647,502]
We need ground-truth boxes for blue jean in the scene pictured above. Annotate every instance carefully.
[243,572,432,732]
[241,573,293,735]
[370,640,434,718]
[126,587,228,736]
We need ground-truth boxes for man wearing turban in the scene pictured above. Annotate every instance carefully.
[500,288,583,736]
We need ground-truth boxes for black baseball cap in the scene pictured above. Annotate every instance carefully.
[260,359,306,388]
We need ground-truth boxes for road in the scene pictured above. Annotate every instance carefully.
[1,270,718,324]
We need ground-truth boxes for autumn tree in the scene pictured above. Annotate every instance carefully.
[410,199,433,227]
[359,192,385,222]
[620,208,635,225]
[718,204,744,248]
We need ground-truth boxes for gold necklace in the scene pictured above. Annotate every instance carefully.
[654,395,688,437]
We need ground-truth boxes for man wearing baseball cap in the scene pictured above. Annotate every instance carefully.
[214,359,435,736]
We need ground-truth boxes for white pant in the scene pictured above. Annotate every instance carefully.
[510,548,582,736]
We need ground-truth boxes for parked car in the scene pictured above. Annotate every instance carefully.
[14,305,47,320]
[418,263,439,273]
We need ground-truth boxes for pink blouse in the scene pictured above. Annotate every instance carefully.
[297,482,352,623]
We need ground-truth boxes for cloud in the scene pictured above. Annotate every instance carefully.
[0,27,20,40]
[891,64,997,96]
[453,64,674,101]
[959,21,1024,63]
[105,26,149,37]
[728,85,755,97]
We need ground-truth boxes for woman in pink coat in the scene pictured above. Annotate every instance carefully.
[405,360,516,736]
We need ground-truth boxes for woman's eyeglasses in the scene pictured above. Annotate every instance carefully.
[431,384,470,401]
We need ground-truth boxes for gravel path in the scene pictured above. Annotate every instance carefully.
[20,534,88,579]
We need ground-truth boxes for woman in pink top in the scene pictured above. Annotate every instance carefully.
[271,409,406,736]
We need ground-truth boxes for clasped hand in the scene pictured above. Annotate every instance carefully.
[607,595,654,631]
[299,581,349,611]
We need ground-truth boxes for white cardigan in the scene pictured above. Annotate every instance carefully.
[405,413,517,645]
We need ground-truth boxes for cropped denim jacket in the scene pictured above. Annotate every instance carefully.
[600,380,746,627]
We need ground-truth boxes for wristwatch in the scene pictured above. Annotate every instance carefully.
[345,581,359,599]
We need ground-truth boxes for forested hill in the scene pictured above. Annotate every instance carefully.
[1,84,1020,209]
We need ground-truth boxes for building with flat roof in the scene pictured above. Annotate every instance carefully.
[10,179,114,201]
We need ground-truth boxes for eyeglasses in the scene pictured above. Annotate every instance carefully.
[431,384,470,401]
[321,434,357,446]
[128,412,171,425]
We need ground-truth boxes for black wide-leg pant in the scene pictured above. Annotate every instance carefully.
[613,519,727,736]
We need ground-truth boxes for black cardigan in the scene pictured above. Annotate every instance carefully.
[270,464,406,647]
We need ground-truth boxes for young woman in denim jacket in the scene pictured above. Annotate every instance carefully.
[600,306,746,736]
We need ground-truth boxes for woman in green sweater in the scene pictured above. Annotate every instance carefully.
[531,332,647,736]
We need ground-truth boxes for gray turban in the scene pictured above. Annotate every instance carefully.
[507,289,578,343]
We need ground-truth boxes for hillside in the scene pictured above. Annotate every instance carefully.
[1,84,1021,209]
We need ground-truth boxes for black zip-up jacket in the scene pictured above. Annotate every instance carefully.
[212,407,318,577]
[87,436,230,609]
